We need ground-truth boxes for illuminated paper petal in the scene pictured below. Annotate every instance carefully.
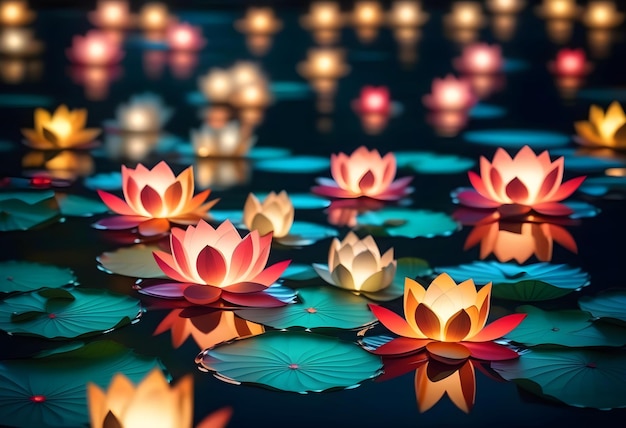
[578,289,626,324]
[0,260,76,296]
[395,151,475,174]
[0,340,163,428]
[254,155,329,173]
[235,286,376,330]
[357,208,460,238]
[492,348,626,409]
[54,193,108,217]
[97,244,167,278]
[462,129,570,149]
[0,288,141,339]
[505,305,626,347]
[435,261,590,301]
[197,331,383,393]
[0,191,60,231]
[362,257,432,302]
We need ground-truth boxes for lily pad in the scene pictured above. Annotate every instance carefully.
[253,192,330,209]
[54,193,109,217]
[361,257,432,302]
[254,156,330,174]
[549,148,624,172]
[0,260,77,296]
[462,129,570,149]
[578,176,626,198]
[280,263,319,281]
[0,288,142,339]
[83,171,123,191]
[0,191,60,231]
[197,331,383,393]
[435,261,589,301]
[275,221,338,247]
[492,348,626,409]
[469,103,507,119]
[395,151,475,174]
[0,340,164,428]
[235,286,376,330]
[97,244,166,279]
[578,289,626,324]
[504,305,626,347]
[357,208,460,239]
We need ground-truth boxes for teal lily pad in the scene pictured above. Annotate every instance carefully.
[0,191,60,231]
[254,156,330,173]
[0,260,76,296]
[492,348,626,409]
[0,340,164,428]
[97,244,166,279]
[0,288,142,339]
[253,192,330,209]
[83,171,123,191]
[275,221,338,247]
[54,193,109,217]
[235,286,376,330]
[357,208,460,239]
[435,261,589,301]
[549,148,624,172]
[280,264,319,281]
[197,331,383,393]
[578,176,626,198]
[462,129,570,149]
[579,289,626,324]
[504,305,626,347]
[361,257,432,302]
[395,151,475,174]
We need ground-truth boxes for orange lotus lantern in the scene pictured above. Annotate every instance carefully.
[313,231,396,294]
[166,22,206,52]
[422,74,477,111]
[535,0,580,20]
[0,0,35,26]
[94,161,219,236]
[574,101,626,149]
[312,145,413,201]
[351,1,384,42]
[388,1,429,28]
[88,369,232,428]
[444,2,486,30]
[453,42,504,75]
[66,30,124,66]
[455,145,586,218]
[142,219,290,307]
[243,191,294,238]
[138,2,170,33]
[368,273,526,361]
[235,7,282,35]
[486,0,526,14]
[198,67,234,104]
[300,1,343,44]
[581,1,624,28]
[464,220,578,263]
[154,307,264,350]
[88,0,132,29]
[21,104,101,150]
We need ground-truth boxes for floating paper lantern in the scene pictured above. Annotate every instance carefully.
[313,231,396,294]
[455,145,586,217]
[368,272,526,361]
[548,48,591,77]
[166,22,206,52]
[0,0,35,26]
[88,369,232,428]
[300,1,343,44]
[426,109,470,137]
[453,42,504,75]
[581,1,624,28]
[422,74,477,111]
[148,219,291,306]
[88,0,132,29]
[297,47,350,82]
[352,86,392,116]
[198,67,234,104]
[192,121,256,158]
[0,27,42,56]
[535,0,580,20]
[311,145,413,201]
[235,7,282,35]
[21,104,101,150]
[388,1,429,28]
[444,2,486,30]
[138,2,170,33]
[351,1,384,42]
[243,191,294,238]
[193,157,251,190]
[66,30,124,66]
[69,62,122,101]
[230,81,273,111]
[113,93,172,134]
[486,0,526,14]
[574,101,626,149]
[22,149,94,181]
[95,161,219,236]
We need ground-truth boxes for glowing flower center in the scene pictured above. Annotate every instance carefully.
[30,395,46,403]
[48,119,73,139]
[317,9,333,24]
[472,51,493,68]
[365,93,385,110]
[174,29,192,45]
[591,7,610,24]
[316,56,333,72]
[4,32,25,50]
[251,14,270,30]
[87,40,106,58]
[103,5,123,20]
[145,10,164,26]
[442,86,463,105]
[126,109,150,130]
[306,307,317,314]
[3,5,19,20]
[288,363,299,370]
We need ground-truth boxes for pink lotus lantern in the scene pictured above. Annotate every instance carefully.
[422,74,477,111]
[166,22,206,52]
[94,161,219,236]
[66,30,124,67]
[453,42,504,75]
[142,219,291,307]
[455,145,586,218]
[548,48,592,77]
[352,86,392,116]
[312,145,413,201]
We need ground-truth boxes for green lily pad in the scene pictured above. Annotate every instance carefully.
[492,348,626,409]
[0,288,142,339]
[357,208,460,239]
[0,340,164,427]
[504,305,626,347]
[275,221,339,247]
[0,260,77,296]
[197,331,383,393]
[54,193,109,217]
[0,191,60,231]
[435,261,589,301]
[579,289,626,324]
[235,286,376,330]
[97,244,166,279]
[395,151,475,174]
[280,264,319,281]
[361,257,432,302]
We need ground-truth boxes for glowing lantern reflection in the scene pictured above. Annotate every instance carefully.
[191,121,256,158]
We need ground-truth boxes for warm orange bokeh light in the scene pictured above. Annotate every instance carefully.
[575,101,626,149]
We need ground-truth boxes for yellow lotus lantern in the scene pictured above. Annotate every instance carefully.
[574,101,626,149]
[369,273,525,361]
[94,161,219,236]
[87,369,232,428]
[313,231,396,293]
[21,105,101,150]
[243,191,294,238]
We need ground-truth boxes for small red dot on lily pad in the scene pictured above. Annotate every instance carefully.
[306,307,317,314]
[30,395,46,403]
[288,363,299,370]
